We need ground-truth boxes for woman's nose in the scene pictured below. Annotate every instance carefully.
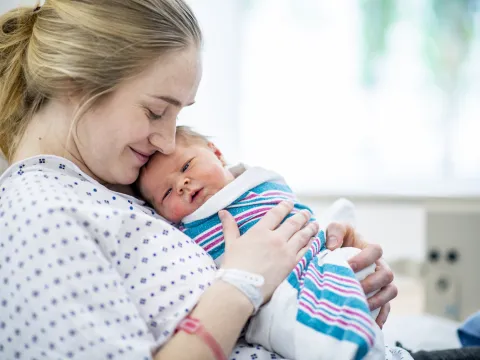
[149,133,176,155]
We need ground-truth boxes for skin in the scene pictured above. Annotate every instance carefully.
[14,46,202,185]
[139,140,233,223]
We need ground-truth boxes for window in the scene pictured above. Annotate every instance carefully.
[185,0,480,196]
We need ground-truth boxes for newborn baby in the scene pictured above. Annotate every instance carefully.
[138,126,411,360]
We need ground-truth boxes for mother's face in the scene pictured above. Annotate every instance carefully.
[76,46,202,185]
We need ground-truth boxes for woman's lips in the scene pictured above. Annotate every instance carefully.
[130,147,150,165]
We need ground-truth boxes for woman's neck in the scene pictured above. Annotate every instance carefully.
[13,99,139,197]
[12,99,102,183]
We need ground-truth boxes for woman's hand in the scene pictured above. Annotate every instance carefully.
[219,201,319,303]
[326,223,398,328]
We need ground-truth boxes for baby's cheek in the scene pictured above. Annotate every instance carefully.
[209,165,233,186]
[168,201,190,222]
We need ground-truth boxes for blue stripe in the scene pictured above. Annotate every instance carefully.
[297,309,370,360]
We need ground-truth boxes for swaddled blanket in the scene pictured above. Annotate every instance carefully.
[180,164,381,359]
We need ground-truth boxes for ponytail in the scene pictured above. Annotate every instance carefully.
[0,7,37,160]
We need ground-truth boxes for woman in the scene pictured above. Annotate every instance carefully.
[0,1,396,359]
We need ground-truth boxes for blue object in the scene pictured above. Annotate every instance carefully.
[458,311,480,347]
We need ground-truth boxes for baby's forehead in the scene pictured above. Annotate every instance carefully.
[147,151,182,172]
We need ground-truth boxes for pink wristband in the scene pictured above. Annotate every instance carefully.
[176,316,227,360]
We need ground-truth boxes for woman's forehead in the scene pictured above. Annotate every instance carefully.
[136,47,202,102]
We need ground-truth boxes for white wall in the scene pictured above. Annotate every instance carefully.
[0,0,17,14]
[302,196,480,264]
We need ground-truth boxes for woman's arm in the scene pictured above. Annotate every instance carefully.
[155,280,253,359]
[155,204,319,359]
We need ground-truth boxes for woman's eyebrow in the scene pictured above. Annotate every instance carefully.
[148,95,195,107]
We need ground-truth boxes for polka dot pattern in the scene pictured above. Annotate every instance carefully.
[0,156,283,360]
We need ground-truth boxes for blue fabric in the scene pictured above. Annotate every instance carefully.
[458,311,480,347]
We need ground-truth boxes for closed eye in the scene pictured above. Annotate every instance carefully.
[181,159,192,172]
[162,188,172,201]
[147,109,163,121]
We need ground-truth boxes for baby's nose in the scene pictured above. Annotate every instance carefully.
[177,178,191,194]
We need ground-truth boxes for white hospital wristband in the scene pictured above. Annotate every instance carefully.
[215,269,264,315]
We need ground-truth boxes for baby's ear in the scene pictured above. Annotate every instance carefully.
[208,142,228,166]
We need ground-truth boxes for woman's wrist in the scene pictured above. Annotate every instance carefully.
[155,280,254,360]
[211,279,255,315]
[215,268,264,314]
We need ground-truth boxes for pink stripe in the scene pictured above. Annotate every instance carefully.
[204,234,224,252]
[199,208,270,250]
[293,266,301,279]
[305,272,364,298]
[309,263,363,289]
[200,214,269,251]
[299,299,374,346]
[243,193,257,200]
[261,191,295,198]
[234,206,270,222]
[240,213,266,225]
[195,223,224,244]
[302,291,373,329]
[312,269,362,287]
[195,207,268,243]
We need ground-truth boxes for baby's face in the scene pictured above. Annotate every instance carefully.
[140,142,234,223]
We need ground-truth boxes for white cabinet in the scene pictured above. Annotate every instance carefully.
[425,212,480,321]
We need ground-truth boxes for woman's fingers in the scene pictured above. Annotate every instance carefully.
[276,209,312,240]
[257,201,294,230]
[325,222,353,249]
[295,237,314,263]
[366,283,398,312]
[359,258,393,294]
[375,303,391,329]
[219,210,240,244]
[287,221,319,256]
[347,243,383,272]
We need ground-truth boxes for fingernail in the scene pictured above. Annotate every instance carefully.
[218,210,225,220]
[326,235,337,248]
[302,209,311,218]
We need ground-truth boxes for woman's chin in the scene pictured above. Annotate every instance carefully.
[114,166,140,186]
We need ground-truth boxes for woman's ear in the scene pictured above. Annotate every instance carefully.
[208,142,228,166]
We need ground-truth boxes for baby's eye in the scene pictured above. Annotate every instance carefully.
[181,160,191,172]
[163,188,172,201]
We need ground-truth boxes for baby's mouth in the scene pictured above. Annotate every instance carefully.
[190,188,203,203]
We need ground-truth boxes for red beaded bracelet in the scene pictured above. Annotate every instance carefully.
[176,315,227,360]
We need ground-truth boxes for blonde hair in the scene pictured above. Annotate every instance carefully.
[0,0,201,161]
[176,125,210,146]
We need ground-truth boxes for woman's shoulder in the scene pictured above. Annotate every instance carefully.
[0,155,159,220]
[1,155,96,209]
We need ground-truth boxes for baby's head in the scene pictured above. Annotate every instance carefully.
[138,126,234,223]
